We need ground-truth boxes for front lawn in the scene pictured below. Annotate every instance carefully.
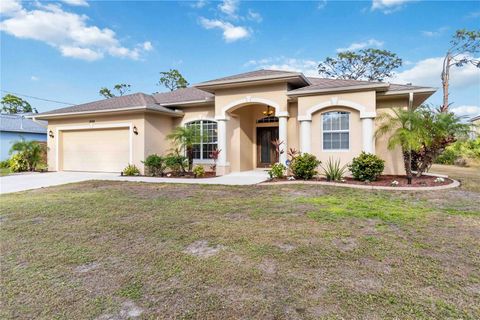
[1,182,479,319]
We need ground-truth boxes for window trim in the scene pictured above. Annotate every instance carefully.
[321,111,351,152]
[185,119,218,161]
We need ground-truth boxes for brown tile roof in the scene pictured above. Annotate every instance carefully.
[197,69,302,85]
[153,87,213,105]
[38,93,180,116]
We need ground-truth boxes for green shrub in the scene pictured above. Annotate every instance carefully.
[268,163,286,179]
[435,138,480,165]
[9,153,29,172]
[321,158,348,181]
[165,153,188,174]
[35,162,48,172]
[9,139,46,171]
[349,152,385,181]
[192,165,205,178]
[290,153,320,180]
[0,159,11,168]
[142,154,166,176]
[122,164,140,176]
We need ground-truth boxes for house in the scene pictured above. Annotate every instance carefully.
[31,70,436,175]
[0,113,47,161]
[469,114,480,139]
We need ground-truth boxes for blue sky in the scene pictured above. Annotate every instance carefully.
[1,0,479,117]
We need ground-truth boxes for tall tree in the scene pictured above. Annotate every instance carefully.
[441,29,480,112]
[99,84,131,99]
[167,125,203,172]
[318,48,402,81]
[1,94,37,114]
[158,69,189,91]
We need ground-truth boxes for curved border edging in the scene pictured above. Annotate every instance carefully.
[260,179,460,191]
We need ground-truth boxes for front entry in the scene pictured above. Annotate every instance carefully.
[256,127,279,167]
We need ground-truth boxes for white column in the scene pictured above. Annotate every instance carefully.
[299,120,311,154]
[278,115,288,165]
[361,117,375,153]
[217,118,227,166]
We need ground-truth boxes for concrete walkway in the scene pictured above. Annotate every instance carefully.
[0,170,270,195]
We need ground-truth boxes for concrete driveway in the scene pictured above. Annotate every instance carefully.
[0,170,269,195]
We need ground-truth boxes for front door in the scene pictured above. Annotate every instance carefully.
[256,127,279,167]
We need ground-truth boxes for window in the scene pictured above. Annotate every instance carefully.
[186,120,217,160]
[322,111,349,150]
[256,116,279,123]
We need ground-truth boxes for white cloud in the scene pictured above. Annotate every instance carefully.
[0,0,22,16]
[391,55,480,88]
[371,0,412,14]
[421,26,448,37]
[451,105,480,118]
[0,2,151,61]
[30,75,39,81]
[191,0,207,9]
[247,9,262,23]
[142,41,153,51]
[317,0,327,10]
[245,57,319,77]
[60,0,89,7]
[336,39,384,52]
[199,17,249,42]
[218,0,239,19]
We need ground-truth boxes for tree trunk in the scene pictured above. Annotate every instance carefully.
[441,54,451,113]
[186,147,193,172]
[403,150,413,184]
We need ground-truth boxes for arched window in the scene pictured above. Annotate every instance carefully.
[185,120,217,160]
[256,116,279,123]
[322,111,349,150]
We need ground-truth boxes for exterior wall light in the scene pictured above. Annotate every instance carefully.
[49,130,54,138]
[133,126,139,135]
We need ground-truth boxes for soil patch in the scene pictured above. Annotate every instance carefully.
[184,240,225,258]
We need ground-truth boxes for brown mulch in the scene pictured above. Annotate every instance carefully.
[271,175,453,187]
[146,172,217,179]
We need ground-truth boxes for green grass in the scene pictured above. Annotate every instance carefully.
[0,167,11,176]
[1,181,479,319]
[430,163,480,193]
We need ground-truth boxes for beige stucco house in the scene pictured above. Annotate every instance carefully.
[32,70,436,176]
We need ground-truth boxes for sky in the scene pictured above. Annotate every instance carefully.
[1,0,479,118]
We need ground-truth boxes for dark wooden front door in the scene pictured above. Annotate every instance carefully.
[256,127,279,167]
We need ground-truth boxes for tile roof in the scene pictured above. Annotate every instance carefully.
[197,69,302,85]
[1,113,47,134]
[153,87,213,104]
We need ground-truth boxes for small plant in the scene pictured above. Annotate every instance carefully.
[165,149,188,174]
[0,159,10,168]
[321,158,348,182]
[391,180,399,187]
[122,164,140,176]
[35,162,48,172]
[142,154,166,176]
[268,163,286,179]
[9,153,29,172]
[209,149,221,173]
[349,152,385,181]
[9,139,46,171]
[290,153,321,180]
[271,139,284,162]
[434,177,445,183]
[193,165,205,178]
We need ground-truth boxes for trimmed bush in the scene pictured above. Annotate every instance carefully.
[122,164,140,176]
[268,163,286,179]
[9,153,29,172]
[143,154,166,176]
[290,153,321,180]
[193,165,205,178]
[349,152,385,181]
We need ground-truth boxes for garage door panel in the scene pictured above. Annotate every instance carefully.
[61,128,129,172]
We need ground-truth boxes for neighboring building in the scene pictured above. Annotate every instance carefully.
[0,113,47,161]
[31,69,436,175]
[470,114,480,139]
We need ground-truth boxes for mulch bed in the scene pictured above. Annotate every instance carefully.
[134,172,217,179]
[270,174,453,187]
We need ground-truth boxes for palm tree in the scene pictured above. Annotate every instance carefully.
[167,125,204,172]
[9,139,46,171]
[376,108,425,184]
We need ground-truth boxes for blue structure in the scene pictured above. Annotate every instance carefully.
[0,113,47,161]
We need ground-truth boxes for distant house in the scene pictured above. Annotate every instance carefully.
[0,113,47,160]
[470,115,480,139]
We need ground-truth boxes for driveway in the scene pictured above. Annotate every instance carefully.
[0,170,269,194]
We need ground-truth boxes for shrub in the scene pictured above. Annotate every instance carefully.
[35,162,48,172]
[321,158,348,182]
[9,153,29,172]
[123,164,140,176]
[165,152,188,174]
[435,138,480,165]
[268,163,286,179]
[0,159,10,168]
[192,165,205,178]
[290,153,320,180]
[142,154,166,176]
[349,152,385,181]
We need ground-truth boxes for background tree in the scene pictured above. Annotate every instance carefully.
[9,139,46,171]
[1,94,37,114]
[99,84,131,99]
[158,69,189,91]
[441,29,480,112]
[318,48,402,81]
[167,125,203,172]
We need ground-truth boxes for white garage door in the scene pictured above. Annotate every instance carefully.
[61,128,130,172]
